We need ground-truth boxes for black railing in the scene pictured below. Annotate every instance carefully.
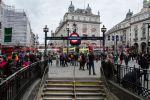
[112,64,150,99]
[0,60,48,100]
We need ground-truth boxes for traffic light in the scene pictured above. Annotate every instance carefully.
[108,35,110,41]
[120,36,123,41]
[112,36,114,41]
[116,35,119,41]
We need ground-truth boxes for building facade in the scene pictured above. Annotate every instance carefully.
[0,1,34,48]
[54,1,101,47]
[106,0,150,53]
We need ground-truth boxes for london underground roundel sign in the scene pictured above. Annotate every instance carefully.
[69,32,81,45]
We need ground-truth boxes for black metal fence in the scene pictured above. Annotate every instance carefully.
[0,60,48,100]
[115,64,150,99]
[101,61,150,99]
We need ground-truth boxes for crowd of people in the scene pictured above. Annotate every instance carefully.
[101,49,150,93]
[47,51,101,75]
[1,48,149,84]
[0,51,42,81]
[47,48,150,77]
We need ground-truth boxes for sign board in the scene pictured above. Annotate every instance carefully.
[70,32,80,45]
[46,36,103,40]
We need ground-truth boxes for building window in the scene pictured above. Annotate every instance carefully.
[108,35,110,41]
[78,16,80,20]
[72,16,74,20]
[142,26,146,37]
[84,17,86,21]
[134,26,138,39]
[95,18,97,22]
[135,29,138,38]
[89,17,91,21]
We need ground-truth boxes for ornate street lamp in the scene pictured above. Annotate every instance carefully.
[66,24,70,54]
[43,25,49,57]
[101,25,107,53]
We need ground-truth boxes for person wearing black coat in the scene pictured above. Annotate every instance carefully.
[88,51,96,75]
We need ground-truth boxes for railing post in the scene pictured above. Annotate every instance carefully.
[117,64,121,84]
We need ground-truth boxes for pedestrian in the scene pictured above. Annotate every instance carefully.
[56,55,59,67]
[140,54,149,81]
[113,52,118,64]
[119,52,124,65]
[124,53,130,66]
[79,53,86,70]
[88,51,96,75]
[48,54,53,66]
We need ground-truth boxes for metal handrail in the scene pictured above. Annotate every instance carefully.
[0,61,43,100]
[73,63,76,99]
[34,60,48,100]
[100,65,114,100]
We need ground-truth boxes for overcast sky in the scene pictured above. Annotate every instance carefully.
[4,0,143,43]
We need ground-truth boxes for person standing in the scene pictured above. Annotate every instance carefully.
[119,52,124,65]
[124,53,130,66]
[88,51,96,75]
[56,55,59,67]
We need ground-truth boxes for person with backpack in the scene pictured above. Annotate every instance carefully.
[88,51,96,75]
[79,53,86,70]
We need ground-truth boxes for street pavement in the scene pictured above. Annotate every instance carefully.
[48,61,101,78]
[48,60,147,79]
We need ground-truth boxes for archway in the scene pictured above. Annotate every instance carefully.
[133,43,139,53]
[141,42,146,53]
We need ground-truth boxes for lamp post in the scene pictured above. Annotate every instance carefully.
[101,25,107,53]
[43,25,49,57]
[73,22,77,32]
[144,23,150,54]
[66,25,70,55]
[147,24,150,54]
[115,35,119,53]
[72,22,80,54]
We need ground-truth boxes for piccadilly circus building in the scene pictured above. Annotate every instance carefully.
[53,1,101,51]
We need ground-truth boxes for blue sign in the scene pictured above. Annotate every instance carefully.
[68,37,81,40]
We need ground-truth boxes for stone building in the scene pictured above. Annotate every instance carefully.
[54,1,101,47]
[106,0,150,53]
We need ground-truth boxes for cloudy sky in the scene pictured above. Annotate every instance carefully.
[5,0,143,43]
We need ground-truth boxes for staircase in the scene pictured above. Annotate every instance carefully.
[40,78,107,100]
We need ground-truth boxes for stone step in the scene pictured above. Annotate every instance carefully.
[42,95,73,99]
[46,80,102,83]
[76,98,105,100]
[47,78,101,81]
[42,97,105,100]
[43,87,73,91]
[42,92,73,96]
[45,84,73,88]
[75,85,104,88]
[75,90,105,93]
[41,78,107,100]
[42,97,72,100]
[76,92,106,96]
